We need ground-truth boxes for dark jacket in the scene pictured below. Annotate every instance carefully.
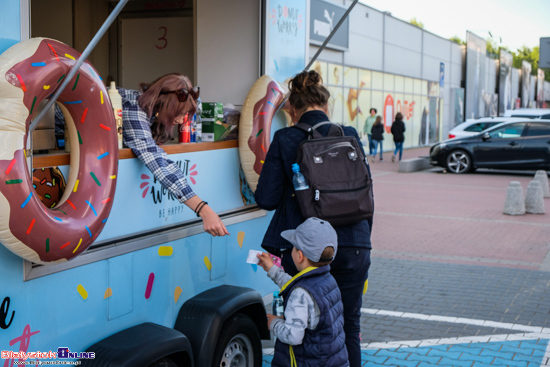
[391,119,406,143]
[371,122,384,141]
[272,266,349,367]
[255,110,372,256]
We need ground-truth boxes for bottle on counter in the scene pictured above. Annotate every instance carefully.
[179,114,191,143]
[195,98,202,142]
[108,81,123,149]
[190,113,197,142]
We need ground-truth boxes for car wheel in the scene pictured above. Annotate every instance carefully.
[446,150,472,174]
[213,314,262,367]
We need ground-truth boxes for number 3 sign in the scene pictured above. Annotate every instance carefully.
[156,26,168,49]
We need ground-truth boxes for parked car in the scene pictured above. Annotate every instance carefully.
[430,119,550,173]
[503,108,550,119]
[447,117,524,139]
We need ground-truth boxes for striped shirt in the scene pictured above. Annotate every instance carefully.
[119,88,196,202]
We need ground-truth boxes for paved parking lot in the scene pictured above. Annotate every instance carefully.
[264,147,550,366]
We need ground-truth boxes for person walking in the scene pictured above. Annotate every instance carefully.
[370,115,384,162]
[254,70,372,367]
[390,112,406,162]
[363,108,377,155]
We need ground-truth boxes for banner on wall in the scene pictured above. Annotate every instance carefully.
[309,0,349,50]
[263,0,308,83]
[465,31,487,119]
[511,68,520,107]
[529,75,536,108]
[452,88,464,126]
[537,69,545,107]
[498,50,513,115]
[521,60,532,108]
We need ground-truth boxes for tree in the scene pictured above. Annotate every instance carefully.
[409,18,424,29]
[449,36,465,46]
[486,39,500,59]
[512,46,550,82]
[481,41,550,82]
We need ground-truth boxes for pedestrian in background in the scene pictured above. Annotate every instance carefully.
[391,112,406,162]
[370,115,384,162]
[363,108,377,155]
[255,69,373,367]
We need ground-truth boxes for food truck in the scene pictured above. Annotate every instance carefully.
[0,0,310,365]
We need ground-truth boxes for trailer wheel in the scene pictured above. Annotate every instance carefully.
[213,314,262,367]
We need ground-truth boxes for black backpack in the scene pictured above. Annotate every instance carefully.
[293,122,374,226]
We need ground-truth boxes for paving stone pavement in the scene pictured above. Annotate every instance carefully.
[263,148,550,366]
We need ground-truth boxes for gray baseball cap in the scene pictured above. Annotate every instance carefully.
[281,217,338,262]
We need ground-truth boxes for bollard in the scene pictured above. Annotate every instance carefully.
[525,180,545,214]
[534,170,550,198]
[503,181,525,215]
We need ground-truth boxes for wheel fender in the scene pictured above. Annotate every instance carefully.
[80,323,193,367]
[174,285,269,367]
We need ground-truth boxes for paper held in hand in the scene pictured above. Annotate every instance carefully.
[246,249,262,264]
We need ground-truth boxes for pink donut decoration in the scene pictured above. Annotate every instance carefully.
[238,75,286,192]
[0,38,118,264]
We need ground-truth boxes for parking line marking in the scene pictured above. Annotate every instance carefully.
[361,308,550,334]
[360,332,550,350]
[543,340,550,366]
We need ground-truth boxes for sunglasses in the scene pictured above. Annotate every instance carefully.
[160,86,200,102]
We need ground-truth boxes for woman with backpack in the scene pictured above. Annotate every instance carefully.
[254,70,373,367]
[370,115,384,162]
[391,112,406,162]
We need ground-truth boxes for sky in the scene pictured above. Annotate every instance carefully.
[359,0,550,52]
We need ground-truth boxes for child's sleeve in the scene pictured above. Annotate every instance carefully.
[267,265,291,288]
[270,288,317,346]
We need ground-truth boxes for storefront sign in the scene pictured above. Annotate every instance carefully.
[263,0,308,83]
[540,37,550,69]
[309,0,349,50]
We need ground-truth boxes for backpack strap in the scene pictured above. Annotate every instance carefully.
[294,121,344,139]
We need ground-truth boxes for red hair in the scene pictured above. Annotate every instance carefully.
[138,73,197,144]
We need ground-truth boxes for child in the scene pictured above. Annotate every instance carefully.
[257,217,349,367]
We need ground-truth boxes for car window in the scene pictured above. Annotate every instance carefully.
[542,114,550,119]
[525,123,550,137]
[481,122,501,130]
[464,123,484,132]
[511,114,537,118]
[489,123,525,139]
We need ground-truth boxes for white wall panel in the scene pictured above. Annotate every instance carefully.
[384,16,422,51]
[422,55,441,81]
[451,43,463,64]
[350,3,384,40]
[423,32,450,60]
[311,45,344,64]
[344,33,383,70]
[384,44,421,77]
[450,62,462,86]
